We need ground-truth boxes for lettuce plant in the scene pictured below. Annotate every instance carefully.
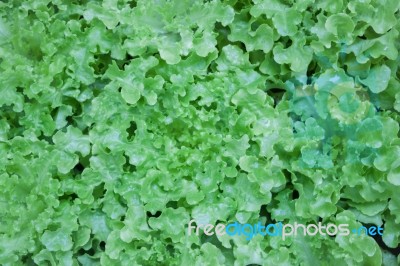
[0,0,399,265]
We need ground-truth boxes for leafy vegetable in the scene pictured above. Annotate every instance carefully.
[0,0,399,265]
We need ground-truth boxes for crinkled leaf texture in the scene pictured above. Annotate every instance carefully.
[0,0,399,265]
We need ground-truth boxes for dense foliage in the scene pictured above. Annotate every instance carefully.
[1,0,400,265]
